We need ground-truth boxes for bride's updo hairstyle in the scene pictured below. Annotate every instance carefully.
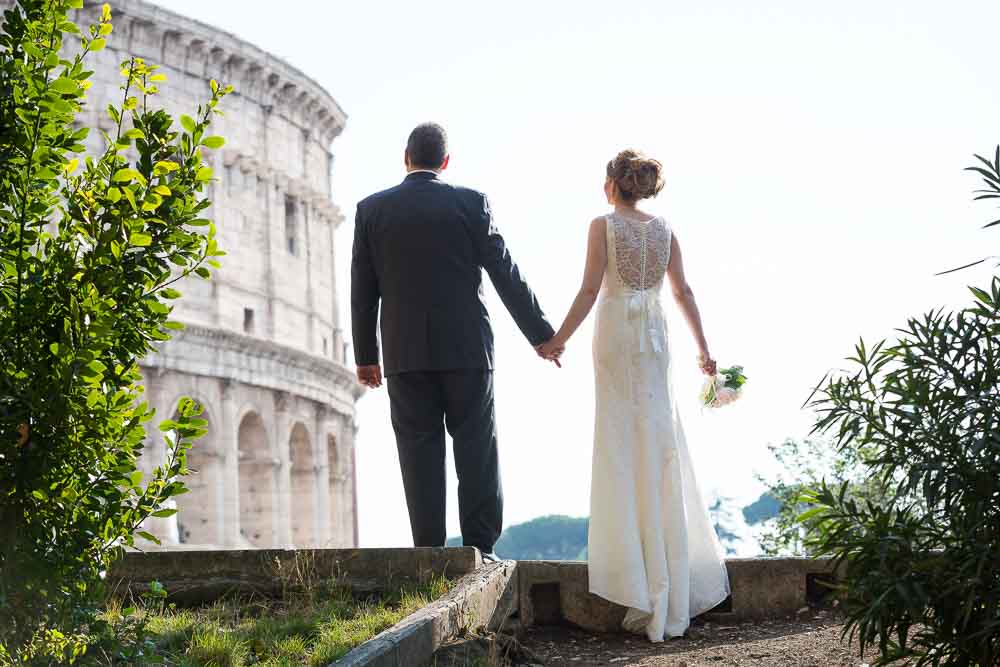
[606,149,665,202]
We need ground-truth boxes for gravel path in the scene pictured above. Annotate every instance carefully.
[517,610,875,666]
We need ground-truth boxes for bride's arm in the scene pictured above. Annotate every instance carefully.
[666,234,716,375]
[540,217,608,356]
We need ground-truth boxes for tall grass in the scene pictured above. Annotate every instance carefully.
[98,570,450,666]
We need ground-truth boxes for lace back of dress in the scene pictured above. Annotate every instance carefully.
[609,214,671,291]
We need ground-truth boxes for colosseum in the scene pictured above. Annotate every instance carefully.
[58,0,363,548]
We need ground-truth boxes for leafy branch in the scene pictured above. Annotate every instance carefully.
[937,146,1000,275]
[0,1,229,660]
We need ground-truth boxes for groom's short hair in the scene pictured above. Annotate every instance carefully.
[406,123,448,169]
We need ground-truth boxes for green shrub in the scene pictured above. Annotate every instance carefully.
[0,0,228,662]
[803,149,1000,665]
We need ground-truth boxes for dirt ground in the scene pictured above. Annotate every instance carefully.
[517,610,873,667]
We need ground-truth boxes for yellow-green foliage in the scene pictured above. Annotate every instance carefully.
[101,577,450,666]
[0,0,228,661]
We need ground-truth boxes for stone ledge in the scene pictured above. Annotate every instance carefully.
[723,556,842,621]
[142,322,364,411]
[107,549,846,664]
[110,547,481,605]
[333,560,517,667]
[516,557,842,633]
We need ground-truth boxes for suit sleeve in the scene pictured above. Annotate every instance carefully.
[351,204,381,366]
[473,194,555,346]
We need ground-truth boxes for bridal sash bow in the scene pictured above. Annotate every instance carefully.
[602,288,666,402]
[624,289,664,355]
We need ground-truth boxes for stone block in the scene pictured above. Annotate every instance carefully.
[334,636,398,667]
[109,547,482,605]
[331,559,516,667]
[515,557,841,633]
[517,561,626,633]
[725,556,840,621]
[487,560,520,634]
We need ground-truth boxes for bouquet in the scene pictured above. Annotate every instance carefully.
[700,365,747,408]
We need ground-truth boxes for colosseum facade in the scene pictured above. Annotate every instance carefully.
[33,0,364,548]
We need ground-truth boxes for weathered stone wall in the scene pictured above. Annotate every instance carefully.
[0,0,363,548]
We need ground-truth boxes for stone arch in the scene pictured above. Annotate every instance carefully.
[238,410,276,547]
[289,422,316,547]
[171,397,223,546]
[235,401,277,456]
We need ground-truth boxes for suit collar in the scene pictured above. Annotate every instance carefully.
[404,170,441,183]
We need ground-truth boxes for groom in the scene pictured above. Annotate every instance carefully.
[351,123,561,558]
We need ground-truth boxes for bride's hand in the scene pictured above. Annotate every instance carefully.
[698,352,717,376]
[536,338,565,367]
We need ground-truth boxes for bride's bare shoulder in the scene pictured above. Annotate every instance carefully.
[588,216,608,248]
[589,215,609,231]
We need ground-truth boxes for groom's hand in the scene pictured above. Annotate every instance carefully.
[535,340,564,368]
[357,365,383,389]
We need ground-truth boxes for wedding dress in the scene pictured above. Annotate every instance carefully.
[587,212,731,641]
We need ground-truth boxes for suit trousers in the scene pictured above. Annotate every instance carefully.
[386,370,502,554]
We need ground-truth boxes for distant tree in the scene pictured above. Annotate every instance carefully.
[750,438,888,556]
[708,496,741,555]
[449,515,590,560]
[741,491,781,525]
[495,515,589,561]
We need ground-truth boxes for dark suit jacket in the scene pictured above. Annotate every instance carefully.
[351,171,554,376]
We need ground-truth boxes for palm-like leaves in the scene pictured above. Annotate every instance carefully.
[801,153,1000,666]
[938,146,1000,275]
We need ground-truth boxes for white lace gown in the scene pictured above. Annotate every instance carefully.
[588,213,731,642]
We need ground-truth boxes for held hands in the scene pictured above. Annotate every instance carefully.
[536,337,566,368]
[357,365,383,389]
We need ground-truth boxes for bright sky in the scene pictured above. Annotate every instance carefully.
[156,0,1000,553]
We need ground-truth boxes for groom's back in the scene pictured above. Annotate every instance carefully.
[353,172,494,375]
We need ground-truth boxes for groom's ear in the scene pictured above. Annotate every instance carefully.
[440,154,450,171]
[403,148,411,169]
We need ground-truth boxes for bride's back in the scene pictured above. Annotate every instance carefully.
[604,212,672,294]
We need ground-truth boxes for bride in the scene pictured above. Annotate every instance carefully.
[538,150,731,642]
